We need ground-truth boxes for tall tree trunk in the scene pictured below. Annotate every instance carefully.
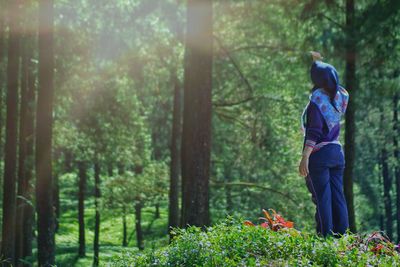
[20,36,35,267]
[135,201,144,250]
[93,162,101,267]
[181,0,213,228]
[381,126,393,240]
[343,0,357,233]
[122,206,128,247]
[1,0,21,263]
[393,92,400,242]
[78,161,87,257]
[168,70,181,239]
[36,0,55,265]
[0,0,7,160]
[15,29,36,266]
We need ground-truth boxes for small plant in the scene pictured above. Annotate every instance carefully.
[244,208,294,231]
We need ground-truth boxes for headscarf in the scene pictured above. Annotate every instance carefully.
[301,61,349,134]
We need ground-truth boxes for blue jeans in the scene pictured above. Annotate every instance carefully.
[305,144,349,237]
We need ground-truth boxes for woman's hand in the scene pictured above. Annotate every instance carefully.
[299,155,309,177]
[299,146,312,177]
[310,51,323,61]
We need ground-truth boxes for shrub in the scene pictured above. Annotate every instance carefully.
[109,217,400,267]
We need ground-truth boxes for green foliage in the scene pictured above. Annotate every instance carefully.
[110,218,400,267]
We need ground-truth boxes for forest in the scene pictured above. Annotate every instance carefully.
[0,0,400,266]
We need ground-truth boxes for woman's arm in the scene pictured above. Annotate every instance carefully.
[299,102,324,177]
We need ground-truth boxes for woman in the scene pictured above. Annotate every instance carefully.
[299,51,350,237]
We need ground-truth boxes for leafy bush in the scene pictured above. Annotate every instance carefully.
[109,217,400,267]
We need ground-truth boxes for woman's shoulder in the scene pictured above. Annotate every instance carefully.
[309,88,329,104]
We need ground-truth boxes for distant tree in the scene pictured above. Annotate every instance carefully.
[181,0,213,227]
[36,0,56,265]
[93,161,101,267]
[102,162,168,249]
[168,69,181,239]
[1,0,21,263]
[394,92,400,242]
[78,161,87,257]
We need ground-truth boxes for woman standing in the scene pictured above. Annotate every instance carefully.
[299,51,350,237]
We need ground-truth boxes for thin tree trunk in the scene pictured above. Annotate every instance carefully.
[135,201,144,250]
[343,0,357,233]
[36,0,55,265]
[122,206,128,247]
[393,92,400,242]
[225,170,233,213]
[93,162,101,267]
[154,203,160,219]
[107,163,113,177]
[78,161,87,257]
[53,174,60,232]
[168,70,181,239]
[16,29,36,266]
[1,0,21,263]
[181,0,213,228]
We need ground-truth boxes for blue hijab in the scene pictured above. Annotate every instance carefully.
[302,61,349,133]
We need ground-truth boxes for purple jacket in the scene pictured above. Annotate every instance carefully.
[303,101,341,152]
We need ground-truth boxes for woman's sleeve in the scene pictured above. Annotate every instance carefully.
[304,101,324,149]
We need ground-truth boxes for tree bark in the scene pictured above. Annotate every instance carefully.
[1,0,21,263]
[225,169,233,213]
[168,70,181,239]
[107,163,113,177]
[181,0,213,228]
[393,92,400,242]
[15,29,36,266]
[0,0,7,160]
[78,161,87,257]
[381,128,393,240]
[122,206,128,247]
[36,0,55,265]
[343,0,357,233]
[93,162,101,267]
[135,201,144,250]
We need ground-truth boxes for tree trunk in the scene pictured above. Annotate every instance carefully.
[22,34,35,266]
[168,70,181,239]
[393,92,400,242]
[181,0,213,228]
[225,170,233,213]
[122,206,128,247]
[15,29,36,266]
[1,0,21,263]
[0,0,7,161]
[53,174,60,232]
[78,161,87,257]
[154,203,160,219]
[381,134,393,240]
[343,0,357,233]
[36,0,55,265]
[135,202,144,250]
[93,162,101,267]
[107,163,113,177]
